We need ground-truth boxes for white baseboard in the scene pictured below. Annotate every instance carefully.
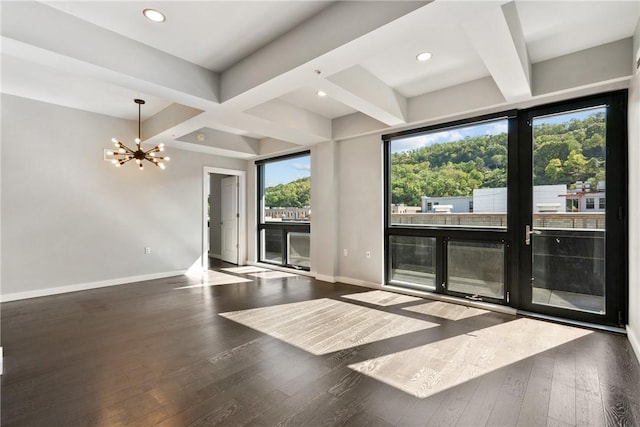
[208,253,222,259]
[0,347,3,375]
[315,274,337,283]
[0,270,187,302]
[627,324,640,364]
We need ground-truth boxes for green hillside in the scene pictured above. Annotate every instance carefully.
[391,113,606,206]
[265,177,311,208]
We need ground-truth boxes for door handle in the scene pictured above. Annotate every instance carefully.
[525,225,542,245]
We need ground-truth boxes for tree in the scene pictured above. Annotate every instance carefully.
[265,177,310,208]
[543,158,564,183]
[389,111,606,206]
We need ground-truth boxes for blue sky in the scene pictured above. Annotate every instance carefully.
[391,106,606,154]
[533,106,605,126]
[264,156,311,187]
[391,119,508,154]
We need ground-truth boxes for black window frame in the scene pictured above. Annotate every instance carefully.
[256,151,311,271]
[383,90,628,327]
[516,91,627,327]
[383,111,518,306]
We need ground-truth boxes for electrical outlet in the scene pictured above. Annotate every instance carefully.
[145,247,151,254]
[343,249,348,256]
[365,250,371,259]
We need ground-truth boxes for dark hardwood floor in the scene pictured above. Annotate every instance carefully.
[2,262,639,426]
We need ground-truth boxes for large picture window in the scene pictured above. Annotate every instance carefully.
[390,118,509,229]
[384,91,627,328]
[257,152,311,270]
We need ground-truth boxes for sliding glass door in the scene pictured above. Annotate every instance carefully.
[384,91,627,327]
[518,93,627,325]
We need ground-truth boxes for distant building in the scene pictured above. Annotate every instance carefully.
[473,185,568,213]
[421,196,472,213]
[264,207,310,221]
[391,204,422,214]
[402,183,605,216]
[561,180,605,212]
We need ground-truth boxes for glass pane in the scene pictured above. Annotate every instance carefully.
[389,236,436,290]
[262,156,311,223]
[389,119,508,228]
[288,232,310,268]
[261,229,282,264]
[447,241,504,299]
[531,107,606,314]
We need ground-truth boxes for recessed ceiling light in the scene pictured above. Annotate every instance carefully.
[143,8,166,23]
[316,90,327,97]
[416,52,432,62]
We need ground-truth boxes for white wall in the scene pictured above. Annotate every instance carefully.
[311,141,338,281]
[1,95,245,299]
[627,19,640,361]
[336,134,384,286]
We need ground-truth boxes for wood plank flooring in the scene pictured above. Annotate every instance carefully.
[2,261,639,426]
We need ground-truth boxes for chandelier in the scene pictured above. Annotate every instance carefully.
[107,99,170,170]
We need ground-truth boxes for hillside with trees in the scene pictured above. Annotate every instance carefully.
[265,177,311,208]
[391,112,606,206]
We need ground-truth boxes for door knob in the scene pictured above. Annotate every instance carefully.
[525,224,541,245]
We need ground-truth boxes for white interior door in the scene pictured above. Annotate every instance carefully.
[221,176,239,264]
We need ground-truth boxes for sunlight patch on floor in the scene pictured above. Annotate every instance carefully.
[402,300,490,321]
[248,271,298,279]
[174,271,252,289]
[220,298,439,355]
[341,290,422,307]
[348,317,592,398]
[221,266,271,274]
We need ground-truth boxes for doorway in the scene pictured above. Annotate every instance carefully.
[517,92,627,326]
[202,167,246,271]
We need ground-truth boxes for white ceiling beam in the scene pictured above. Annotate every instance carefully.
[145,106,328,150]
[1,2,220,106]
[532,38,633,96]
[176,128,259,158]
[244,99,332,142]
[143,104,204,140]
[321,65,406,126]
[463,1,532,102]
[220,1,428,106]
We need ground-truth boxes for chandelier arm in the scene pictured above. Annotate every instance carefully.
[118,143,136,153]
[119,157,136,165]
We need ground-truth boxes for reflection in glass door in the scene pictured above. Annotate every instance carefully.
[528,106,607,314]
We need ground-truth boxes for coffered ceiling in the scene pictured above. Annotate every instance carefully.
[2,1,638,158]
